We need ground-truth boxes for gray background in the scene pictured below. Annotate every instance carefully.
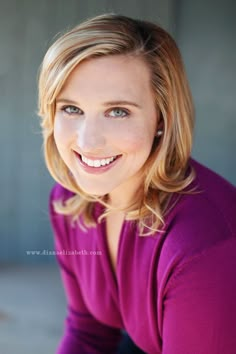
[0,0,235,264]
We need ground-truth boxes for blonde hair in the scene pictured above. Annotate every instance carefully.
[38,13,195,236]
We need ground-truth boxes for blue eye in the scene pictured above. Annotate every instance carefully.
[108,108,129,118]
[62,105,82,115]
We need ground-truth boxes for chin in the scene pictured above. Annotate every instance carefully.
[78,184,110,198]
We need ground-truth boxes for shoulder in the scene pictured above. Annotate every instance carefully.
[188,158,236,237]
[157,158,236,278]
[175,157,236,242]
[190,157,236,205]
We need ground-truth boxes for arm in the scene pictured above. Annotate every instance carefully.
[49,185,122,354]
[162,238,236,354]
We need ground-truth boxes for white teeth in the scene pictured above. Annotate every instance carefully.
[81,154,118,167]
[87,160,94,167]
[94,160,101,167]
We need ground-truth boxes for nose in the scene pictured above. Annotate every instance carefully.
[76,120,106,153]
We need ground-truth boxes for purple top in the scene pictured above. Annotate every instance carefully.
[49,158,236,354]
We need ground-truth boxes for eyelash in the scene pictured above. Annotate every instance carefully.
[60,105,130,118]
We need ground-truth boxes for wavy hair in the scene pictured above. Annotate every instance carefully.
[38,13,195,235]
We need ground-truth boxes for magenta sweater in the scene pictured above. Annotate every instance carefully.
[49,158,236,354]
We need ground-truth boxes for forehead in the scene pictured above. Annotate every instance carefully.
[59,54,153,102]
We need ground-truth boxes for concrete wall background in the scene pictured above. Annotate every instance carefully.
[0,0,235,263]
[175,0,236,181]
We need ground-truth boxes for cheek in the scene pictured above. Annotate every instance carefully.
[53,116,75,149]
[112,127,153,154]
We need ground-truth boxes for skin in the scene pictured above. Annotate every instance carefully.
[54,54,160,209]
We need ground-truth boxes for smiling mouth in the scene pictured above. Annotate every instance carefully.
[76,153,122,168]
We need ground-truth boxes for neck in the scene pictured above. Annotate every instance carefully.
[106,173,144,211]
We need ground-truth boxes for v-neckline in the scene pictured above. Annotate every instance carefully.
[96,203,127,295]
[101,214,126,286]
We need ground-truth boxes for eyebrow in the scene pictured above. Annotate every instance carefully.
[56,98,142,108]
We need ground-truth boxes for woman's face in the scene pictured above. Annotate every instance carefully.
[54,54,159,205]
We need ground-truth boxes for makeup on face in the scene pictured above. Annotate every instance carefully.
[54,55,159,205]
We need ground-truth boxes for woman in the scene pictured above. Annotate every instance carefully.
[38,13,236,354]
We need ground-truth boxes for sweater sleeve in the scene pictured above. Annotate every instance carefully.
[49,184,122,354]
[161,237,236,354]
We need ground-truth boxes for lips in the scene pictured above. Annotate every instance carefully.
[74,151,122,174]
[75,151,120,163]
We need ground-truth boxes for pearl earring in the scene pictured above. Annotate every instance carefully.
[156,130,163,137]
